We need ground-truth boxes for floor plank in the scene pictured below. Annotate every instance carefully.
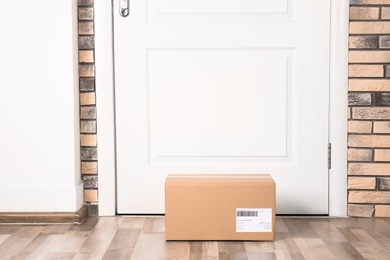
[354,218,390,246]
[69,216,99,232]
[13,233,50,259]
[309,220,363,260]
[0,226,45,259]
[74,217,124,259]
[28,233,88,259]
[0,234,11,245]
[277,232,305,260]
[246,252,277,260]
[130,233,165,260]
[294,238,334,260]
[120,217,146,230]
[189,241,202,260]
[283,219,319,239]
[202,241,219,260]
[245,240,293,260]
[0,225,19,234]
[163,241,191,260]
[351,241,390,260]
[43,252,77,260]
[335,242,366,260]
[102,229,141,260]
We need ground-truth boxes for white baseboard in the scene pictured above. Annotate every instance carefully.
[0,182,84,212]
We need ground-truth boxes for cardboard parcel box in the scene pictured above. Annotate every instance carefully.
[165,174,275,241]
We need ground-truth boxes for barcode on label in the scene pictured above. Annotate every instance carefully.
[236,210,258,217]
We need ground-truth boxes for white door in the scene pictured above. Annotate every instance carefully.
[114,0,330,214]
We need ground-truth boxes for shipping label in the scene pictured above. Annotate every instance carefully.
[236,208,272,232]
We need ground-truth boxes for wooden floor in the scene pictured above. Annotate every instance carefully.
[1,217,390,259]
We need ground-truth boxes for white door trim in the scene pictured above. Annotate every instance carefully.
[95,0,116,216]
[328,0,349,216]
[95,0,349,216]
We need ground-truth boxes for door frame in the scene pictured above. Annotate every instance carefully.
[94,0,349,216]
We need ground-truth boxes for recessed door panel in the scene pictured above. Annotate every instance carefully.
[147,0,291,22]
[149,49,290,161]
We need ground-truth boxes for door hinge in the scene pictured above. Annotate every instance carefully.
[328,143,331,170]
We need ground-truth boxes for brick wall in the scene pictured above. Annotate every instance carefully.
[348,0,390,217]
[76,0,390,217]
[78,0,98,216]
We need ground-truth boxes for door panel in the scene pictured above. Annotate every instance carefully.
[114,0,330,214]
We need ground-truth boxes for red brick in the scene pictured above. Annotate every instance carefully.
[381,7,390,20]
[79,7,94,20]
[81,162,98,174]
[352,107,390,120]
[81,134,97,147]
[348,121,372,134]
[374,122,390,133]
[349,191,390,204]
[348,177,376,189]
[349,65,383,77]
[349,135,390,148]
[351,0,390,3]
[375,205,390,217]
[349,51,390,63]
[375,149,390,161]
[350,22,390,34]
[349,80,390,92]
[84,190,98,203]
[348,148,372,161]
[350,36,378,49]
[79,65,95,77]
[348,204,374,217]
[80,93,96,106]
[350,7,379,20]
[349,162,390,175]
[79,50,94,63]
[79,22,94,35]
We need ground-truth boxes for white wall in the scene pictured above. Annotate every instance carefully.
[0,0,83,212]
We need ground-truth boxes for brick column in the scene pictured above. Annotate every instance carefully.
[348,0,390,217]
[78,0,98,215]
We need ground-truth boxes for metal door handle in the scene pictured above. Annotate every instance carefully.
[120,0,129,17]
